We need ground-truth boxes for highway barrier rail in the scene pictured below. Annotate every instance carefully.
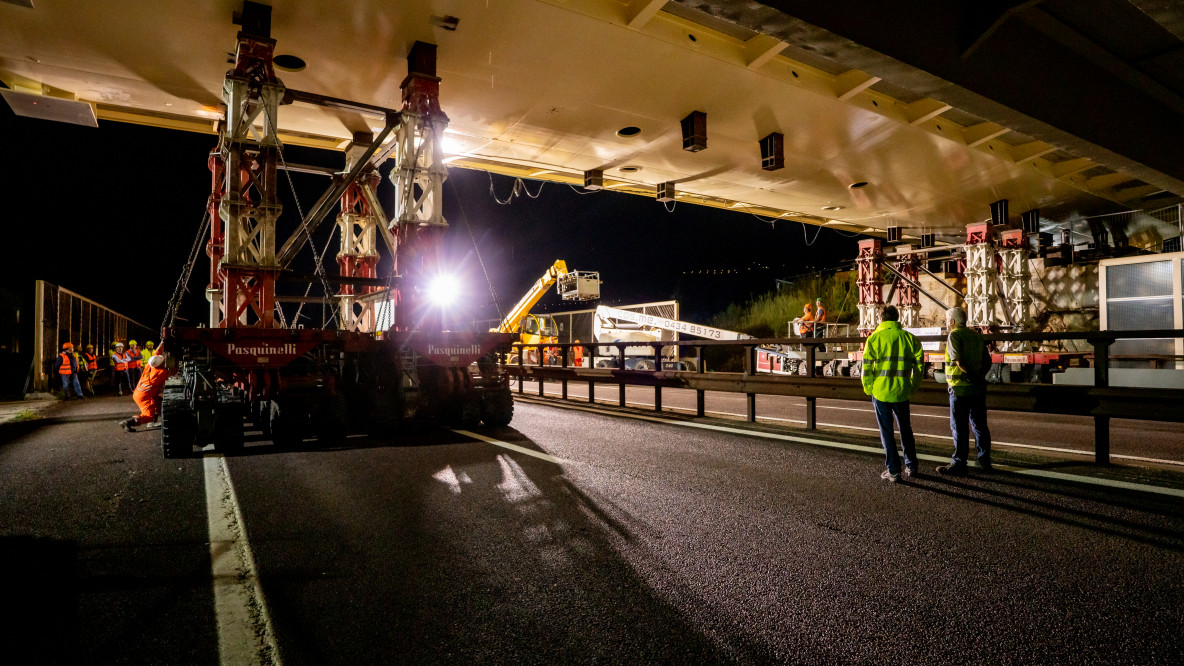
[506,329,1184,465]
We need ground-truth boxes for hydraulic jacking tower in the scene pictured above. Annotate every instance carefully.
[162,2,515,458]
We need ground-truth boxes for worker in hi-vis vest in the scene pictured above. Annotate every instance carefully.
[860,304,925,483]
[813,299,827,338]
[936,306,994,476]
[55,342,85,400]
[126,340,142,386]
[797,303,815,336]
[111,342,133,396]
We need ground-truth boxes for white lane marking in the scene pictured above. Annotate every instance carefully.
[517,398,1184,500]
[453,429,568,464]
[524,386,1184,468]
[204,455,281,666]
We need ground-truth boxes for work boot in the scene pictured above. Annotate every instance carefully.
[120,419,136,433]
[880,469,901,483]
[936,463,968,476]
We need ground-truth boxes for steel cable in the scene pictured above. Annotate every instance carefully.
[162,208,211,333]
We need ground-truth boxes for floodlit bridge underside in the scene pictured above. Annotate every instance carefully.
[3,0,1183,242]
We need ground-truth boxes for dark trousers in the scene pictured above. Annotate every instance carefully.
[873,398,917,474]
[949,389,991,466]
[112,369,132,395]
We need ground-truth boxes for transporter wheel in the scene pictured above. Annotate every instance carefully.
[448,392,482,429]
[213,397,245,454]
[315,393,348,447]
[481,387,514,427]
[270,399,306,449]
[160,387,195,459]
[255,400,272,439]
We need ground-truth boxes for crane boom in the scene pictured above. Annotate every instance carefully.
[494,260,600,335]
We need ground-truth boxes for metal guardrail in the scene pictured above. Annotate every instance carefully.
[506,329,1184,465]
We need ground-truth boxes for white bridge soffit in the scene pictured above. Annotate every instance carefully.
[2,0,1179,240]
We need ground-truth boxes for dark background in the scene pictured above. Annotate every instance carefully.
[0,102,859,391]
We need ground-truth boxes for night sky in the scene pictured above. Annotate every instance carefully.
[1,102,860,331]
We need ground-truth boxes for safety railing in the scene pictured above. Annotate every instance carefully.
[505,329,1184,465]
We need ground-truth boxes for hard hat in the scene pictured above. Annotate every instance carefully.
[86,344,94,350]
[146,341,155,349]
[129,339,138,346]
[116,343,125,349]
[816,298,823,302]
[148,355,166,369]
[62,342,73,349]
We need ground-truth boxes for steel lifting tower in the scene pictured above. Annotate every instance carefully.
[209,13,283,328]
[336,138,384,333]
[388,42,450,331]
[997,228,1033,352]
[894,254,921,328]
[856,238,885,336]
[963,221,998,331]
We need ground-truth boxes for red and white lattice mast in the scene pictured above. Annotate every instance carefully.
[208,8,283,328]
[387,42,450,331]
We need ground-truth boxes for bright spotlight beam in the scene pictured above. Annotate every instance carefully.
[427,274,460,307]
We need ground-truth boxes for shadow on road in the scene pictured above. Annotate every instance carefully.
[0,535,79,663]
[906,473,1184,552]
[239,426,781,663]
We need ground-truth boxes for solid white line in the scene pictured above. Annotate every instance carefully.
[453,429,568,464]
[516,398,1184,499]
[524,387,1184,468]
[204,455,281,666]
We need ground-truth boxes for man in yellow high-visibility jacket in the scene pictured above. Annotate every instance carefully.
[861,305,925,482]
[937,306,994,476]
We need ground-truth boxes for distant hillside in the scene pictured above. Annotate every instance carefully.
[708,271,857,338]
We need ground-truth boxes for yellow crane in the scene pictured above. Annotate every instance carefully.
[492,260,600,363]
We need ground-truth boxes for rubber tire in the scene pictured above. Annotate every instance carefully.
[270,400,305,449]
[481,388,514,427]
[213,398,245,454]
[161,388,195,459]
[315,393,348,447]
[449,393,482,429]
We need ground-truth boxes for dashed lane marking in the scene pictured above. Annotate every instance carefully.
[204,454,281,666]
[523,387,1184,468]
[516,397,1184,500]
[453,429,568,464]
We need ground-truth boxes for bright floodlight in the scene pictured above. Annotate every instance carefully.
[427,274,460,306]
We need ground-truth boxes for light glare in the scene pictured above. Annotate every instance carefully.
[427,274,459,306]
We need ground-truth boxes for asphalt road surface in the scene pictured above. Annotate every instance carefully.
[515,379,1184,467]
[3,395,1184,664]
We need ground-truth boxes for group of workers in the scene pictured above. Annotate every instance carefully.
[107,339,156,396]
[796,299,828,337]
[52,337,170,434]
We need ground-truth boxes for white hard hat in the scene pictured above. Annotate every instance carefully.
[116,343,125,348]
[148,355,166,369]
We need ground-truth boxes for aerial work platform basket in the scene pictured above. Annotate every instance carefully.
[557,271,601,301]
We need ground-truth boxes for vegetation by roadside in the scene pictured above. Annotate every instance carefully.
[701,271,856,371]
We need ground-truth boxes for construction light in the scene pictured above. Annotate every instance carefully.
[426,274,460,307]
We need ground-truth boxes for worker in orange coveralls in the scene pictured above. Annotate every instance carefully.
[797,303,815,336]
[120,347,169,433]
